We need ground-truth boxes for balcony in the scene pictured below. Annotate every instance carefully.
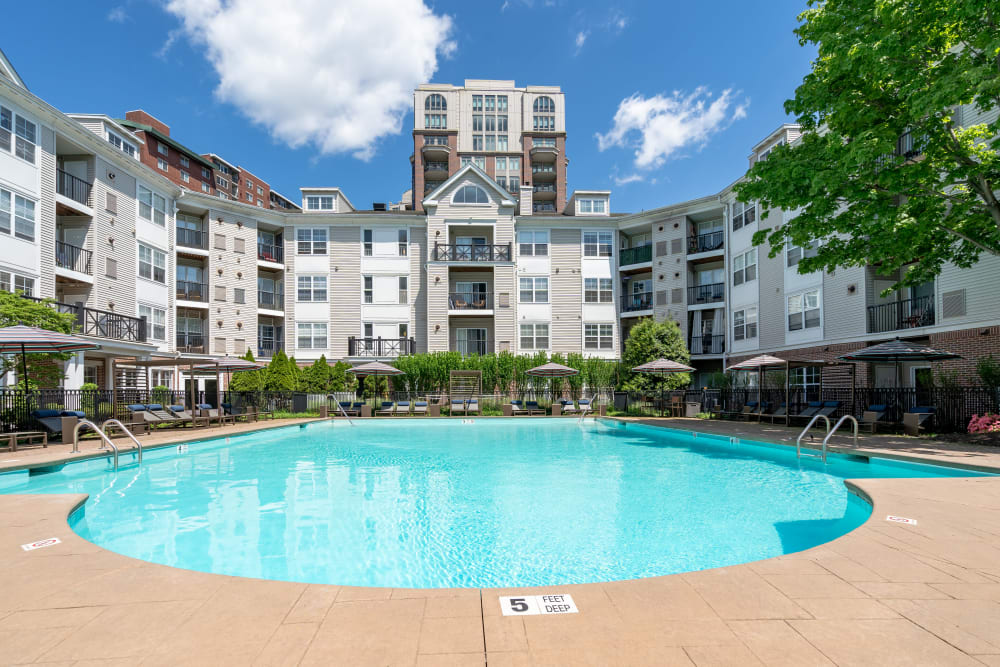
[55,241,92,275]
[867,295,935,334]
[420,141,451,161]
[176,227,207,250]
[533,184,556,200]
[619,244,652,267]
[257,339,283,358]
[531,164,556,181]
[690,334,725,355]
[176,281,208,303]
[687,231,724,254]
[348,336,416,357]
[56,169,92,207]
[621,291,653,314]
[424,161,449,175]
[424,180,446,195]
[23,295,147,343]
[449,292,492,311]
[529,145,558,162]
[452,338,491,357]
[258,291,284,310]
[687,283,725,305]
[532,203,556,213]
[433,242,511,262]
[176,333,206,354]
[258,241,283,264]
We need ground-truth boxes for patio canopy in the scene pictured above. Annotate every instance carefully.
[633,358,695,374]
[349,361,405,377]
[838,339,962,364]
[0,325,99,390]
[525,362,579,378]
[726,354,787,371]
[192,359,265,372]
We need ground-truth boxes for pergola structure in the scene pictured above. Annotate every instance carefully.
[110,356,248,412]
[726,356,857,423]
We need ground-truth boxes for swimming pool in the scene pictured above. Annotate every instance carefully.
[0,418,987,588]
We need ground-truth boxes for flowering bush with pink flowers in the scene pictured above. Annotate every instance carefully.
[967,414,1000,434]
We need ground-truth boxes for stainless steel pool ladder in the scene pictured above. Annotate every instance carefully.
[102,419,143,464]
[336,401,354,425]
[71,419,142,471]
[796,415,831,462]
[822,415,859,455]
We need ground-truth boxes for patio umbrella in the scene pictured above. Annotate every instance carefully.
[633,358,695,417]
[193,358,266,411]
[525,362,580,378]
[349,361,405,407]
[0,325,98,390]
[727,354,789,416]
[838,338,961,390]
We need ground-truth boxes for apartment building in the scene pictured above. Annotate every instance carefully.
[411,80,568,214]
[117,111,216,197]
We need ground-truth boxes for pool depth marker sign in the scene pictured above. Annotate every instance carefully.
[22,537,61,551]
[886,515,918,525]
[500,594,579,616]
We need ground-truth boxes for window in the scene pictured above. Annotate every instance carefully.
[790,366,820,389]
[533,137,556,147]
[106,130,137,158]
[14,114,35,163]
[0,270,34,296]
[534,96,555,113]
[296,228,328,254]
[519,276,549,303]
[472,115,483,132]
[399,323,409,338]
[732,201,756,231]
[201,182,210,193]
[138,243,166,283]
[733,306,758,341]
[363,229,373,256]
[398,276,408,304]
[577,198,607,214]
[180,171,190,183]
[297,275,327,302]
[425,114,446,129]
[583,231,613,257]
[246,192,253,202]
[788,290,821,331]
[520,323,549,350]
[137,184,166,226]
[453,184,489,204]
[425,94,447,111]
[496,157,506,171]
[214,233,226,250]
[157,142,168,156]
[306,195,333,211]
[533,115,556,131]
[138,304,166,341]
[733,248,757,286]
[201,167,211,180]
[787,241,819,267]
[257,199,263,207]
[234,288,246,305]
[425,135,449,146]
[472,135,484,151]
[472,95,483,112]
[180,156,189,168]
[363,276,373,303]
[518,230,548,256]
[497,95,508,112]
[584,278,613,303]
[297,323,328,350]
[1,189,35,241]
[0,106,11,153]
[157,158,168,172]
[584,324,614,350]
[245,179,253,188]
[398,228,408,256]
[485,135,496,151]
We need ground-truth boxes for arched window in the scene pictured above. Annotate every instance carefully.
[453,184,489,204]
[425,94,447,111]
[533,96,555,113]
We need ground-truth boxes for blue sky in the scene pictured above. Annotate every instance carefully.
[4,0,814,212]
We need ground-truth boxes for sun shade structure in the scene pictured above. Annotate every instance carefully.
[350,361,405,407]
[837,339,962,364]
[525,362,580,378]
[726,354,787,371]
[0,325,98,390]
[633,358,694,416]
[192,358,266,410]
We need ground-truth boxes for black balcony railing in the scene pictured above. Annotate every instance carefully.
[433,242,511,262]
[619,244,652,266]
[687,283,725,304]
[424,161,448,172]
[534,184,556,193]
[449,292,492,310]
[176,280,208,302]
[258,291,284,309]
[531,165,555,174]
[176,227,207,249]
[55,241,92,275]
[176,333,206,354]
[688,231,724,254]
[258,241,283,263]
[452,339,490,357]
[867,295,935,334]
[690,334,725,355]
[348,336,416,357]
[23,295,147,343]
[257,339,283,358]
[56,169,92,206]
[533,203,556,213]
[621,291,653,313]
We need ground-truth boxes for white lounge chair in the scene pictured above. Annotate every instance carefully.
[413,401,428,415]
[466,398,479,415]
[395,401,411,415]
[450,399,466,415]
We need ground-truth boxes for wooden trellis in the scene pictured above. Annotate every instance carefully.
[449,370,481,398]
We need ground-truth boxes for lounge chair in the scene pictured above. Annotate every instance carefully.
[450,399,466,415]
[760,403,787,424]
[577,399,592,416]
[395,401,411,416]
[196,403,234,426]
[376,401,395,416]
[816,401,841,419]
[721,401,757,420]
[145,404,186,427]
[167,405,207,428]
[525,400,545,416]
[413,401,428,415]
[126,404,167,430]
[859,404,887,433]
[560,399,578,415]
[511,400,528,415]
[30,409,69,435]
[222,402,254,423]
[466,398,479,415]
[747,401,769,421]
[789,401,823,423]
[338,401,360,416]
[903,406,936,436]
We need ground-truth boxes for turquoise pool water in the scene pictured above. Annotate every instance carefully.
[0,418,987,588]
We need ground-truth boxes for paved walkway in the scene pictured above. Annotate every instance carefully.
[0,419,999,665]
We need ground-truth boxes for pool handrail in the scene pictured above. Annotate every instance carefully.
[796,414,831,462]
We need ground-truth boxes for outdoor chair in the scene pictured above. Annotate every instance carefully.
[815,401,841,419]
[789,401,823,423]
[338,401,360,416]
[30,409,70,436]
[721,401,757,420]
[413,401,428,415]
[510,400,528,415]
[903,406,936,436]
[560,399,578,414]
[395,401,411,415]
[577,399,592,416]
[466,398,480,415]
[376,401,395,416]
[760,403,787,424]
[525,400,545,416]
[859,404,887,433]
[167,405,208,428]
[196,403,234,426]
[127,404,168,430]
[669,394,684,417]
[145,404,187,427]
[222,402,254,423]
[450,399,466,415]
[747,401,769,421]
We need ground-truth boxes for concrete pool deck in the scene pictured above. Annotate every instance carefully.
[1,418,1000,665]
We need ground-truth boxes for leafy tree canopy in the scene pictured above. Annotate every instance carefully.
[735,0,1000,291]
[621,318,691,393]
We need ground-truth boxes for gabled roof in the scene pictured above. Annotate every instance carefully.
[0,47,26,90]
[117,118,216,170]
[422,163,516,207]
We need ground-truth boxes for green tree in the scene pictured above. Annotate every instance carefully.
[621,318,690,393]
[229,350,264,392]
[735,0,1000,292]
[264,349,298,391]
[566,353,585,399]
[0,291,78,389]
[299,355,333,392]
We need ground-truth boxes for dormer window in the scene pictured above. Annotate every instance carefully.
[306,195,334,211]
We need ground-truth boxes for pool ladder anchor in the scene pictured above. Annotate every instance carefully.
[72,419,142,471]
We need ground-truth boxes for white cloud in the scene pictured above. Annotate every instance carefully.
[107,6,128,22]
[162,0,455,160]
[501,0,510,10]
[607,9,627,33]
[574,30,589,53]
[613,172,645,185]
[596,88,748,169]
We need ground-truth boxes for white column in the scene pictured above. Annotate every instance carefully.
[104,357,115,390]
[64,351,85,389]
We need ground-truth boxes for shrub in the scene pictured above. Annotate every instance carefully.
[968,413,1000,434]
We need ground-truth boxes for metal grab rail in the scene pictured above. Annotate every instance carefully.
[822,415,859,457]
[796,414,831,461]
[102,419,143,464]
[335,402,354,425]
[73,419,119,470]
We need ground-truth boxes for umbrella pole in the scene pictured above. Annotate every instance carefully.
[20,342,28,391]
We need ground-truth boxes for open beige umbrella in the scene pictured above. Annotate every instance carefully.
[192,358,266,412]
[350,361,404,407]
[0,324,99,390]
[525,362,579,378]
[633,358,695,417]
[727,354,789,417]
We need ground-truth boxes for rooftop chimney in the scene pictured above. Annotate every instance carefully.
[519,184,533,216]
